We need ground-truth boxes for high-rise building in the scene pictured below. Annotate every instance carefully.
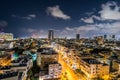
[112,35,115,40]
[104,35,107,40]
[76,34,80,41]
[108,35,115,41]
[48,30,54,41]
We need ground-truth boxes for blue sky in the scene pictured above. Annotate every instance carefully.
[0,0,120,38]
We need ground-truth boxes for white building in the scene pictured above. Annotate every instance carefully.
[0,33,13,41]
[0,42,13,49]
[39,63,62,80]
[48,63,62,78]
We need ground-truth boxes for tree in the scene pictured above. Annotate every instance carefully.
[75,69,81,73]
[27,69,33,79]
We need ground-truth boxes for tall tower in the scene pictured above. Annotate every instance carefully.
[76,34,80,41]
[48,30,54,41]
[112,35,115,40]
[104,35,107,40]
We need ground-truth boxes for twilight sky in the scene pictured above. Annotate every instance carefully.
[0,0,120,38]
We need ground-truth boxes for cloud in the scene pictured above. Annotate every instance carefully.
[21,28,48,38]
[21,2,120,38]
[95,22,120,34]
[0,21,8,27]
[20,20,120,38]
[81,1,120,23]
[65,27,74,31]
[0,21,8,32]
[85,12,94,16]
[99,1,120,20]
[81,17,94,23]
[46,5,71,20]
[12,14,36,20]
[80,15,101,23]
[27,28,37,33]
[59,20,120,38]
[19,2,120,38]
[28,14,36,18]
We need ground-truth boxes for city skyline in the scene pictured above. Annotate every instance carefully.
[0,0,120,38]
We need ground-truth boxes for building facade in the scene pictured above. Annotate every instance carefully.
[76,34,80,41]
[39,63,62,80]
[37,48,58,69]
[79,58,109,79]
[0,33,13,40]
[48,30,54,41]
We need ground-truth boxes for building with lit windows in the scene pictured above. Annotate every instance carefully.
[48,30,54,41]
[37,48,58,69]
[112,60,120,74]
[48,63,62,78]
[0,42,13,49]
[39,62,62,80]
[0,33,13,40]
[79,58,109,79]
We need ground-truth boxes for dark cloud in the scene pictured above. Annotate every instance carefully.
[12,14,36,20]
[0,21,8,27]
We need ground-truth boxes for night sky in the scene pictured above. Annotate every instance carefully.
[0,0,120,38]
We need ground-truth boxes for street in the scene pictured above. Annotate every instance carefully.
[58,54,80,80]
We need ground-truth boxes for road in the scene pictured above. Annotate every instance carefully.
[58,54,80,80]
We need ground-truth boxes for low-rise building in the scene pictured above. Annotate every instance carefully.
[37,48,58,69]
[39,63,62,80]
[0,71,18,80]
[79,58,109,79]
[48,63,62,78]
[112,60,120,74]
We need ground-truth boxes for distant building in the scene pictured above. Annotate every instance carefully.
[103,34,116,41]
[48,30,54,41]
[97,36,104,45]
[112,35,115,40]
[0,33,13,40]
[76,34,80,41]
[107,35,115,41]
[104,35,107,40]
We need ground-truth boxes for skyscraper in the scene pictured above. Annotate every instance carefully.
[104,35,107,40]
[48,30,54,41]
[76,34,80,41]
[112,35,115,39]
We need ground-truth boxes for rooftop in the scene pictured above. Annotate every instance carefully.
[82,58,101,64]
[37,48,57,54]
[0,66,11,70]
[0,71,18,79]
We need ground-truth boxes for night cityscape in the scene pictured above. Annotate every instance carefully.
[0,0,120,80]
